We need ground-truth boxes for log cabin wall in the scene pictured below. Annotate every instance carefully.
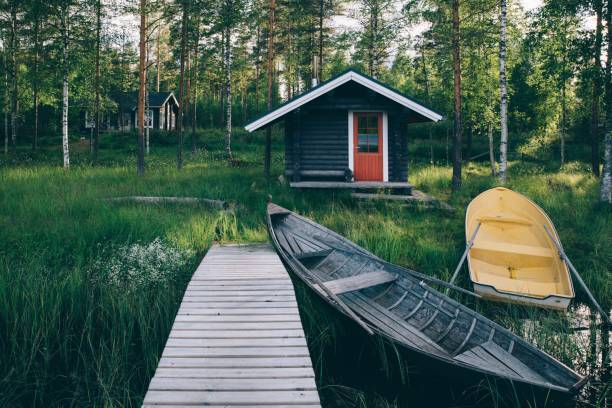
[283,81,411,182]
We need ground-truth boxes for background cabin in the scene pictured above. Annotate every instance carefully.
[112,91,179,131]
[245,69,442,193]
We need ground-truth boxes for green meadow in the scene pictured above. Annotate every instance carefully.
[0,129,609,407]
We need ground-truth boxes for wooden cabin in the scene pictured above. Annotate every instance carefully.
[245,69,442,193]
[113,91,179,131]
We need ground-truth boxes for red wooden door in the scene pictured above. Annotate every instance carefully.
[353,112,383,181]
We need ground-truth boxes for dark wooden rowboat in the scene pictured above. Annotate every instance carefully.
[266,203,586,399]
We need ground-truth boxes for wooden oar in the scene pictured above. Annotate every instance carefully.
[543,224,610,326]
[287,252,375,335]
[449,222,482,286]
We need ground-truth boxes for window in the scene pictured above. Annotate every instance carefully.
[356,113,379,153]
[136,109,154,129]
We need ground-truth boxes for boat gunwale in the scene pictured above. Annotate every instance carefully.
[265,203,585,394]
[465,187,576,300]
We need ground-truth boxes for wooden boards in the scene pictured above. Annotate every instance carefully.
[142,244,321,407]
[315,270,397,295]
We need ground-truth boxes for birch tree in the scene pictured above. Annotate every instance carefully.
[137,0,146,175]
[451,0,462,191]
[600,0,611,202]
[92,0,101,163]
[498,0,508,183]
[590,0,603,177]
[263,0,275,177]
[176,0,189,170]
[59,3,70,168]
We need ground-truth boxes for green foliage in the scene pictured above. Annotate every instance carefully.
[0,131,609,406]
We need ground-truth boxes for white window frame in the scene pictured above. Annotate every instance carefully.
[348,110,388,182]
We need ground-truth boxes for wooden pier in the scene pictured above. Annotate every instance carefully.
[143,243,321,407]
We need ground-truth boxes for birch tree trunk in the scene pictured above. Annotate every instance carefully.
[191,38,199,154]
[560,80,566,165]
[264,0,275,177]
[317,0,324,82]
[61,8,70,169]
[451,0,462,192]
[498,0,508,184]
[600,0,611,202]
[33,18,40,151]
[137,0,146,175]
[420,42,433,164]
[156,31,161,92]
[93,0,101,163]
[225,25,233,163]
[10,6,18,158]
[590,0,603,177]
[3,32,8,156]
[177,0,188,170]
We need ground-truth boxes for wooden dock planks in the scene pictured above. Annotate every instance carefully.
[142,244,321,407]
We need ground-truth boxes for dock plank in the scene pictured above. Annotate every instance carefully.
[142,244,320,407]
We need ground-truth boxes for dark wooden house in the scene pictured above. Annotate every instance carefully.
[113,91,179,131]
[245,69,442,192]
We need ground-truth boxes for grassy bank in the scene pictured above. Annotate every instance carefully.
[0,129,609,407]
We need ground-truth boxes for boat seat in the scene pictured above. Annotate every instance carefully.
[477,215,532,226]
[471,241,554,260]
[478,274,562,297]
[315,271,397,295]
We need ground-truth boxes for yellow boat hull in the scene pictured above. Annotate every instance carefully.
[466,187,574,310]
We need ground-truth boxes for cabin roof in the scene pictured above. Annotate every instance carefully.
[113,91,179,110]
[244,69,443,132]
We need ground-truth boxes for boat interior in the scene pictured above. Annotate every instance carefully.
[467,193,573,299]
[268,207,582,392]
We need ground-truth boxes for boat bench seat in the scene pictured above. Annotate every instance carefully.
[316,271,397,295]
[478,274,561,297]
[471,241,554,260]
[477,215,532,226]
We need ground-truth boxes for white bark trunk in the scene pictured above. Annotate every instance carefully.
[602,130,612,202]
[61,10,70,169]
[4,48,8,156]
[225,26,232,162]
[498,0,508,183]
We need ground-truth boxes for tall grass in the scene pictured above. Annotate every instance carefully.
[0,129,609,406]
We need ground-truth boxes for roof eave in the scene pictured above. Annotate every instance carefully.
[244,70,443,132]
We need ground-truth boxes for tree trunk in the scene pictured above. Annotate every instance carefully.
[4,31,9,156]
[600,0,611,202]
[420,43,433,165]
[191,38,199,154]
[498,0,508,184]
[137,0,146,176]
[33,18,40,151]
[145,40,150,154]
[317,0,324,82]
[254,24,261,111]
[177,0,188,170]
[560,79,566,165]
[93,0,101,164]
[10,7,18,159]
[451,0,462,191]
[591,0,603,177]
[488,124,496,176]
[264,0,276,177]
[61,9,70,168]
[156,31,161,92]
[225,25,233,163]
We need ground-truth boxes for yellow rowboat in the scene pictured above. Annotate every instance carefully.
[465,187,574,310]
